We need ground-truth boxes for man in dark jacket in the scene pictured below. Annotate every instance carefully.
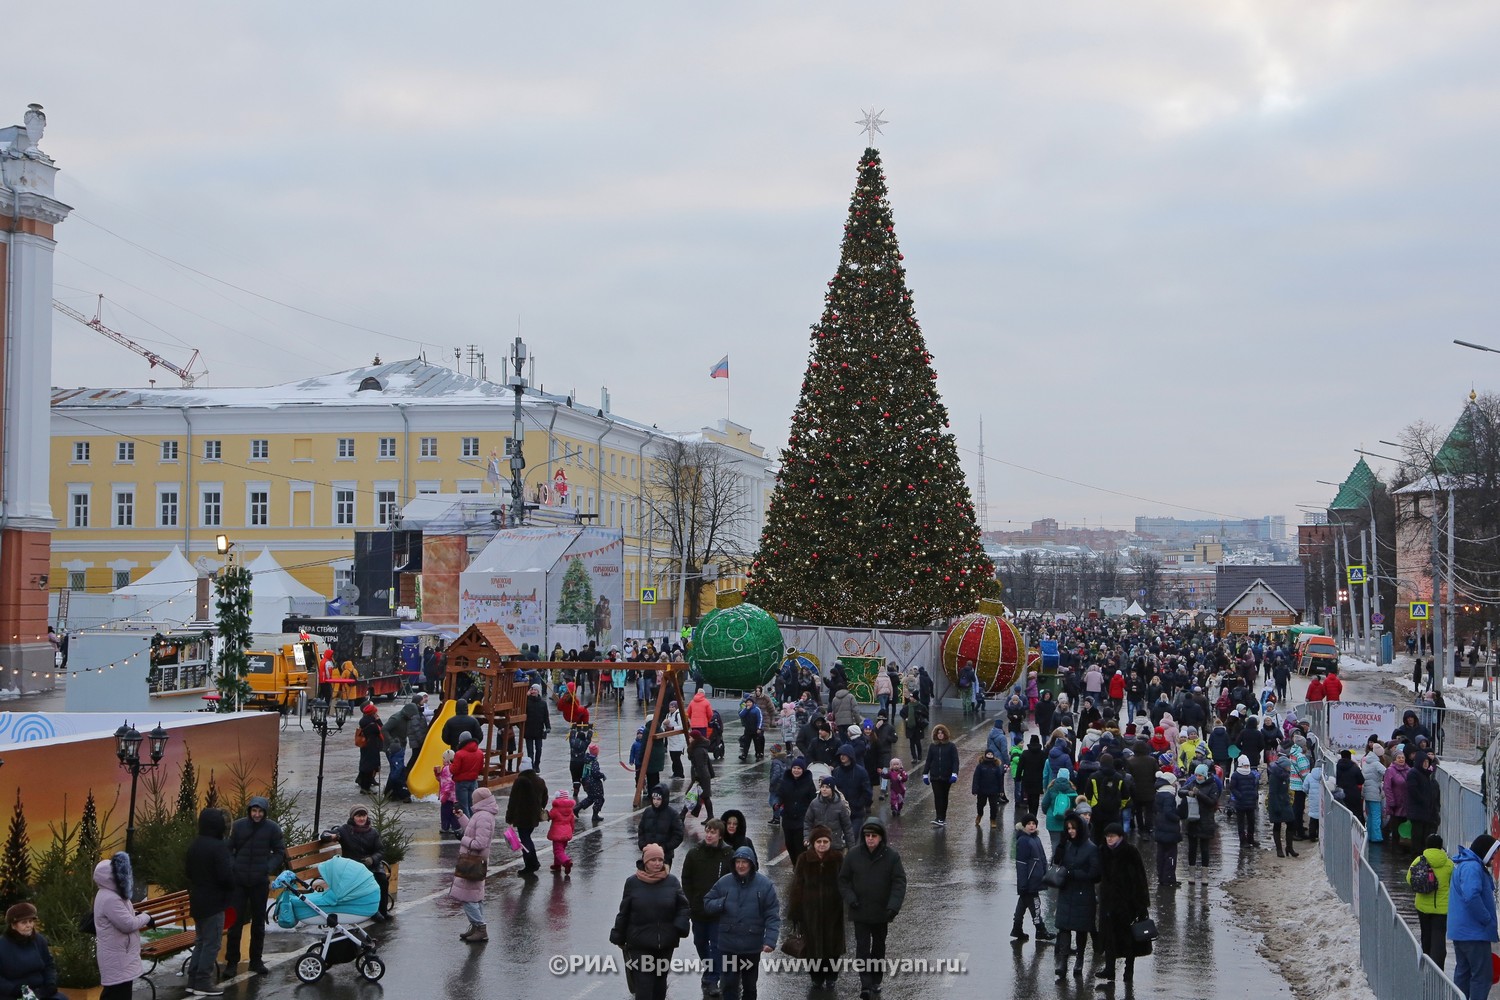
[805,720,840,767]
[838,818,907,999]
[636,784,686,866]
[832,745,872,831]
[681,819,734,996]
[703,846,780,1000]
[1011,814,1055,944]
[185,807,234,995]
[609,844,690,999]
[1018,735,1048,817]
[442,699,476,749]
[225,796,285,976]
[382,701,421,800]
[524,685,551,767]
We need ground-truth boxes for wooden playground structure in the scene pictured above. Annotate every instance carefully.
[441,622,690,802]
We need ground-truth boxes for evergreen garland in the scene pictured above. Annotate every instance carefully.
[215,563,254,708]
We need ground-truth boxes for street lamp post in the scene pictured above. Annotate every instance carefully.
[308,698,351,834]
[115,722,169,859]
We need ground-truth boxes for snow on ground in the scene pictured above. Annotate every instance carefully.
[1227,855,1374,1000]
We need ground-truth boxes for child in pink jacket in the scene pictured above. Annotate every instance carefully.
[547,789,577,875]
[436,750,459,838]
[886,758,909,817]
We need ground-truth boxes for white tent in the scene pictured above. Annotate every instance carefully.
[112,546,201,601]
[245,548,327,634]
[1124,601,1148,617]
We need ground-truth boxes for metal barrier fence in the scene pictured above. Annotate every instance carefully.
[1435,765,1489,856]
[1296,700,1489,761]
[1319,778,1466,1000]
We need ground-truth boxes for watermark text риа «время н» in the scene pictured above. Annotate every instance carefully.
[548,954,967,976]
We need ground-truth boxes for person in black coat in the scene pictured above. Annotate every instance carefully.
[524,687,551,767]
[837,818,907,998]
[971,751,1007,827]
[0,902,62,1000]
[1096,822,1152,987]
[1404,753,1442,849]
[225,796,285,976]
[1151,774,1183,888]
[1034,691,1057,738]
[610,843,691,1000]
[330,804,392,918]
[777,759,817,864]
[183,807,234,994]
[833,745,872,830]
[1011,815,1056,945]
[1237,718,1265,769]
[442,699,477,749]
[356,703,384,793]
[688,733,716,822]
[1334,749,1366,827]
[923,725,960,826]
[1018,735,1048,817]
[1051,813,1101,979]
[636,785,687,866]
[900,698,928,762]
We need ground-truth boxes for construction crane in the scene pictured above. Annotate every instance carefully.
[52,294,205,387]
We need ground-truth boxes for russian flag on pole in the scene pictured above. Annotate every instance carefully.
[709,355,729,379]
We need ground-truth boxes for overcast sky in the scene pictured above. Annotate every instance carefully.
[12,3,1500,534]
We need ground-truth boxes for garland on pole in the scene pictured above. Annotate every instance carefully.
[215,564,254,710]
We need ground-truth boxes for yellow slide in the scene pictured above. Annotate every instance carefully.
[405,700,457,799]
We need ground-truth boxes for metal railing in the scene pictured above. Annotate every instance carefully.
[1434,766,1488,858]
[1319,778,1465,1000]
[1295,700,1490,762]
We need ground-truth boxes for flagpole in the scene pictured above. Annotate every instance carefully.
[726,355,731,423]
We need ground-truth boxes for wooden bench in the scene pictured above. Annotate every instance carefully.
[135,889,195,997]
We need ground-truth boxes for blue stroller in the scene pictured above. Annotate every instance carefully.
[273,856,385,983]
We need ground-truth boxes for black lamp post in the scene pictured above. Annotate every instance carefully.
[308,699,351,834]
[115,722,169,858]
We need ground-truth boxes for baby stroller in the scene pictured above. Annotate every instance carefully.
[273,856,386,983]
[708,710,726,761]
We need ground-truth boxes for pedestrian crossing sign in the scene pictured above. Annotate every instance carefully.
[640,587,657,605]
[1409,602,1430,620]
[1346,565,1367,584]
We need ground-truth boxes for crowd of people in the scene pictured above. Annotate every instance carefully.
[13,619,1499,1000]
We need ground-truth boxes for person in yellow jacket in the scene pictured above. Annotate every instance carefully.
[1407,833,1453,968]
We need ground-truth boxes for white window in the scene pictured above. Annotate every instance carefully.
[416,480,440,495]
[114,569,131,589]
[201,488,223,527]
[68,570,87,592]
[73,441,90,462]
[338,438,355,459]
[420,437,438,459]
[379,437,397,459]
[457,480,480,495]
[70,491,90,528]
[610,454,617,476]
[377,489,398,526]
[160,440,178,462]
[158,489,179,528]
[462,437,480,459]
[117,441,135,463]
[334,488,355,526]
[333,567,353,595]
[113,490,135,527]
[250,439,269,461]
[249,490,269,526]
[204,440,221,461]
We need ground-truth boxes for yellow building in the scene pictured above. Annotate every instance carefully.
[50,358,772,629]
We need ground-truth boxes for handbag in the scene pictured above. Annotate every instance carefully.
[1130,917,1158,943]
[781,927,807,958]
[1042,864,1068,889]
[454,853,488,881]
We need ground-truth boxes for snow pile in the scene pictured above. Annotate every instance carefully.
[1227,858,1374,1000]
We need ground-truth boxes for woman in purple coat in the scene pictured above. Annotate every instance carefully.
[92,853,154,999]
[452,786,499,943]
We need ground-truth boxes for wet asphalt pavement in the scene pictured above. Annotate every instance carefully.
[163,691,1297,1000]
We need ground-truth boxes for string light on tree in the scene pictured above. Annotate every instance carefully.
[746,124,995,628]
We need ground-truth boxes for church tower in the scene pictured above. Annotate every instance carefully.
[0,104,71,692]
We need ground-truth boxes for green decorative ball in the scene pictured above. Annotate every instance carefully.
[690,602,784,690]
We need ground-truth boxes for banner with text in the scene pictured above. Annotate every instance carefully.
[1325,701,1400,750]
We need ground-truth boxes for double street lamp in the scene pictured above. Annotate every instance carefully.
[115,722,169,858]
[308,699,352,834]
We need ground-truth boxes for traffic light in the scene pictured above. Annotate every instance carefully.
[1338,589,1349,604]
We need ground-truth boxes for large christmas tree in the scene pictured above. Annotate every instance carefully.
[746,147,994,627]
